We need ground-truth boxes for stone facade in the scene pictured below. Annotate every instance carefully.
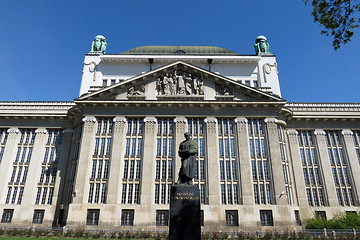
[0,45,360,232]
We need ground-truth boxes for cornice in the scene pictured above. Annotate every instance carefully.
[74,100,286,108]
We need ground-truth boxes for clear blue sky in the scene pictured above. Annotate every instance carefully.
[1,0,359,103]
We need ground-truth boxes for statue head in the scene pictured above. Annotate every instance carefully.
[91,35,107,53]
[254,35,270,55]
[184,132,191,140]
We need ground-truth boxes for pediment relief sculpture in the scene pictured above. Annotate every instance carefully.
[215,83,233,96]
[127,85,145,97]
[157,71,204,96]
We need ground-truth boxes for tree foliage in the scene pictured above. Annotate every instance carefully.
[306,212,360,229]
[304,0,360,50]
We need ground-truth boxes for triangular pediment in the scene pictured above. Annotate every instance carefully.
[76,61,284,103]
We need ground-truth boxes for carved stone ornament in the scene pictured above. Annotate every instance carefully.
[128,85,145,96]
[314,130,326,136]
[35,129,48,134]
[263,62,278,83]
[341,130,353,136]
[7,128,19,134]
[215,83,233,96]
[157,71,204,96]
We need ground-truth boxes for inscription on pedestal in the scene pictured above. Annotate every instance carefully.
[169,185,201,240]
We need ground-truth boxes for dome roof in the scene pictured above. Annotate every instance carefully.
[120,46,240,56]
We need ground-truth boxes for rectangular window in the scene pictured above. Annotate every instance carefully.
[260,210,273,226]
[86,209,100,225]
[121,209,134,226]
[32,210,45,224]
[315,211,327,220]
[1,209,13,223]
[156,210,169,226]
[295,210,301,226]
[225,210,238,226]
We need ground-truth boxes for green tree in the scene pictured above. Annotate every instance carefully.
[304,0,360,50]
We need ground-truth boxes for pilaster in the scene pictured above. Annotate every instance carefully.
[0,128,20,201]
[174,117,187,181]
[235,118,253,205]
[55,129,73,204]
[107,117,127,204]
[264,118,287,205]
[22,128,48,205]
[286,129,308,206]
[205,117,220,205]
[314,129,338,207]
[72,116,96,204]
[141,117,157,205]
[341,129,360,205]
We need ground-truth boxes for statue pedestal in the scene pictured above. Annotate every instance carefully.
[169,185,201,240]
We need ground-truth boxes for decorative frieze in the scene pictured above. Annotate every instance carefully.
[287,129,298,145]
[157,71,204,96]
[35,128,48,141]
[7,128,19,134]
[113,117,126,133]
[82,117,96,132]
[6,128,19,141]
[174,118,187,134]
[341,130,353,136]
[144,118,157,134]
[35,129,48,134]
[314,130,326,136]
[264,118,278,132]
[235,118,248,134]
[204,118,217,134]
[314,129,326,144]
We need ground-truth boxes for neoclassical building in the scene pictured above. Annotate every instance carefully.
[1,36,360,231]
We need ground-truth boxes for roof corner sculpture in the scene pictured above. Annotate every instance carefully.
[90,35,107,54]
[254,35,271,55]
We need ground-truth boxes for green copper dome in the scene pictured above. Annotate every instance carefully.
[120,46,240,56]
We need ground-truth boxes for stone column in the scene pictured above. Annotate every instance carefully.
[235,118,253,205]
[174,117,187,182]
[205,117,220,205]
[107,117,126,204]
[55,129,73,204]
[341,129,360,205]
[140,117,157,205]
[286,130,308,206]
[72,116,96,204]
[22,128,48,205]
[314,129,338,207]
[264,118,287,205]
[0,128,20,201]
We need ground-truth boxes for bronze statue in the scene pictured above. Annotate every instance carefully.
[177,132,198,185]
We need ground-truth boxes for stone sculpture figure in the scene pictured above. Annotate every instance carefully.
[185,74,193,95]
[157,77,163,95]
[177,132,198,185]
[128,85,145,96]
[254,35,270,55]
[176,72,186,95]
[90,35,107,54]
[163,74,171,95]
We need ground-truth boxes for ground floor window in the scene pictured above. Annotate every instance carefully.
[32,210,45,224]
[315,211,326,220]
[295,210,301,226]
[1,209,13,223]
[156,210,169,226]
[260,210,273,226]
[86,209,100,225]
[121,209,134,226]
[225,210,238,226]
